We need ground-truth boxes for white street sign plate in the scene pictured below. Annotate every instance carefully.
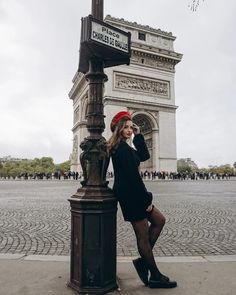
[91,21,129,53]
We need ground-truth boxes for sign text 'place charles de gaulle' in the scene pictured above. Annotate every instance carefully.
[91,20,129,53]
[78,15,131,73]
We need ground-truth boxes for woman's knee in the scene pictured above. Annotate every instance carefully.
[159,215,166,227]
[150,209,166,228]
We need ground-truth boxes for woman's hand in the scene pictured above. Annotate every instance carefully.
[146,204,153,212]
[132,123,140,135]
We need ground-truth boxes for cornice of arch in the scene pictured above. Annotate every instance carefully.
[131,48,181,64]
[104,15,175,40]
[72,121,87,132]
[104,96,178,113]
[131,42,182,62]
[69,72,87,100]
[130,46,182,72]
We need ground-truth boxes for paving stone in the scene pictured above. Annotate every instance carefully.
[0,180,235,257]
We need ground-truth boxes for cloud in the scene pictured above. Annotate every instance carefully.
[0,0,235,167]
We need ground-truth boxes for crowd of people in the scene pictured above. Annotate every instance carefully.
[0,171,81,180]
[1,170,235,181]
[139,170,235,181]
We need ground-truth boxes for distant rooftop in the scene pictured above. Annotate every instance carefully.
[105,15,175,39]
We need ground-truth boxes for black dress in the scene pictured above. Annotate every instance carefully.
[111,134,153,221]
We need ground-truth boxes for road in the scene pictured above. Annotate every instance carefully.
[0,180,235,257]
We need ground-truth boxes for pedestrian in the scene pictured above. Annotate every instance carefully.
[107,111,177,289]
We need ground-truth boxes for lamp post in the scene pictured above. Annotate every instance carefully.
[92,0,103,20]
[67,1,118,294]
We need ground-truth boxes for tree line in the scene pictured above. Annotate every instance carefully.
[177,162,236,176]
[1,156,235,180]
[0,157,70,179]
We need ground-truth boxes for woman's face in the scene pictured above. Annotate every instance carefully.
[121,120,133,139]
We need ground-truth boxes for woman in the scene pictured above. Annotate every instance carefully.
[107,111,177,289]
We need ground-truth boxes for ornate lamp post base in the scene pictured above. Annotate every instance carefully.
[68,186,117,294]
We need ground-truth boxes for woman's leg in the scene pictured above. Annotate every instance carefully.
[131,219,161,280]
[147,206,166,249]
[147,206,171,280]
[135,207,168,281]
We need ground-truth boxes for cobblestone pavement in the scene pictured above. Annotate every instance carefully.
[0,180,235,256]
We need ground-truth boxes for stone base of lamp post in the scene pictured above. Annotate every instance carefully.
[68,186,118,294]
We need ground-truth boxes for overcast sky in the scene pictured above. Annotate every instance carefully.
[0,0,235,168]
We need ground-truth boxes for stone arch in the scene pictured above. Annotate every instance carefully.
[132,111,159,130]
[132,112,158,171]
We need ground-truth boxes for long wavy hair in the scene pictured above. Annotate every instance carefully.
[107,117,132,155]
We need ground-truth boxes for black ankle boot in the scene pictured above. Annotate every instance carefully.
[148,276,177,289]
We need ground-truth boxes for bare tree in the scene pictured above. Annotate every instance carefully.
[189,0,205,11]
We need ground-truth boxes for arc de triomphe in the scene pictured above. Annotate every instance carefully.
[69,15,182,173]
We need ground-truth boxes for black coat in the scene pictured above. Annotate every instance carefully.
[111,134,153,221]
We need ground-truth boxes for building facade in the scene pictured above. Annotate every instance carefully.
[69,16,182,173]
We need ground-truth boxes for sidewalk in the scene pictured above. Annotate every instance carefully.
[0,255,235,295]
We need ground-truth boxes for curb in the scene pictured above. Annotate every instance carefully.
[1,254,236,262]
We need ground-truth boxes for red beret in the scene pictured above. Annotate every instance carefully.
[110,111,132,132]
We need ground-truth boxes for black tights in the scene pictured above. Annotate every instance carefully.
[131,206,165,280]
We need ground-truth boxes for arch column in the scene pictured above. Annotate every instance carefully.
[152,128,159,171]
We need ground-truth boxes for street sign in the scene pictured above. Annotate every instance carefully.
[78,15,131,73]
[91,20,129,53]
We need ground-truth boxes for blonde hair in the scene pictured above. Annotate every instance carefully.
[107,117,132,155]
